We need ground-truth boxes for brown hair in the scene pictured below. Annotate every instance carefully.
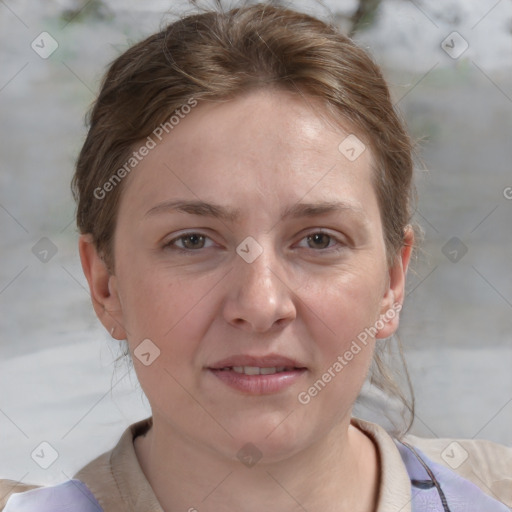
[72,2,417,436]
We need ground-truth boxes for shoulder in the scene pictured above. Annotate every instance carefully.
[0,417,154,512]
[0,478,103,511]
[0,479,41,509]
[404,433,512,506]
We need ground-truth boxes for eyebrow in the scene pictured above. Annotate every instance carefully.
[144,199,365,222]
[281,201,365,220]
[145,200,240,222]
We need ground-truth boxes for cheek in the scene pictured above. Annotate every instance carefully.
[295,271,384,416]
[118,269,178,337]
[117,260,217,356]
[116,268,211,402]
[302,264,386,361]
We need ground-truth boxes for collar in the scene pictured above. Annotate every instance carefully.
[76,416,414,512]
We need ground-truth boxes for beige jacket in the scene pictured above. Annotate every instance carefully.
[1,416,511,511]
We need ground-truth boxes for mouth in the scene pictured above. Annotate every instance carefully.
[206,355,308,394]
[213,365,304,375]
[208,353,306,371]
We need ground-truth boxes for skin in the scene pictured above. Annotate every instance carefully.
[80,88,413,512]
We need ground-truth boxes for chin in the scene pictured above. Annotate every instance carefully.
[223,418,308,464]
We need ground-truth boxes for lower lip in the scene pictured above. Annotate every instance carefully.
[207,368,307,394]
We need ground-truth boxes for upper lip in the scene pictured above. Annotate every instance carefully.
[208,354,306,370]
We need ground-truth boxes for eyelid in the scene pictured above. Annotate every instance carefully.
[163,230,217,250]
[295,229,347,251]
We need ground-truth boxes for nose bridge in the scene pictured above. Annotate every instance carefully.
[237,237,282,301]
[224,236,296,331]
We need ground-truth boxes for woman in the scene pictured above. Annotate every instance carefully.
[1,3,510,511]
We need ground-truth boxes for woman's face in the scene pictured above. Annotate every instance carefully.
[82,88,410,461]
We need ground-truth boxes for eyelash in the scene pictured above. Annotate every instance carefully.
[163,231,346,254]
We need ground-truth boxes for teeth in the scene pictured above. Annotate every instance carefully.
[231,366,291,375]
[241,366,260,375]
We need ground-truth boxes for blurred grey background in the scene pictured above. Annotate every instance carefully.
[1,0,511,486]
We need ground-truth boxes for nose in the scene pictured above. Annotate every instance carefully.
[222,244,297,333]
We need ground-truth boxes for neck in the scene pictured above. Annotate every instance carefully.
[134,414,380,512]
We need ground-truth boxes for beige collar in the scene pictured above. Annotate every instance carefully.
[351,417,413,511]
[75,416,413,512]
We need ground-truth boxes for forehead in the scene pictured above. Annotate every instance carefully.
[118,88,378,222]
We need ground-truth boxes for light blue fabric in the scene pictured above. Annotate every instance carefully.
[3,479,103,512]
[396,440,510,512]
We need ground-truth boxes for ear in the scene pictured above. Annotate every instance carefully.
[78,234,127,339]
[375,226,414,340]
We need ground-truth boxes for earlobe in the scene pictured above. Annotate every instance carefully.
[78,234,127,339]
[376,226,414,340]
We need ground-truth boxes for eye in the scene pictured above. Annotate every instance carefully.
[164,232,215,251]
[297,231,345,252]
